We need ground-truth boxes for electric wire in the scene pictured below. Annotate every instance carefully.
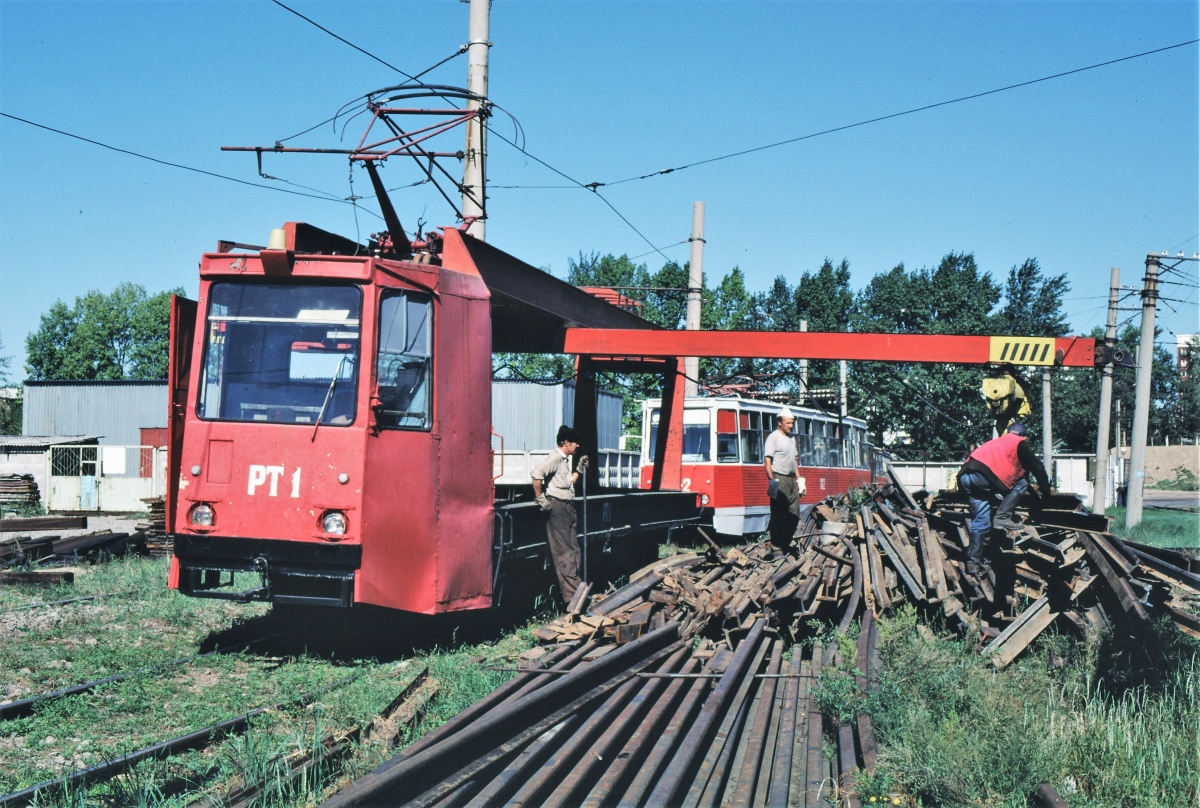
[0,112,370,209]
[557,39,1200,190]
[485,123,673,263]
[271,0,424,82]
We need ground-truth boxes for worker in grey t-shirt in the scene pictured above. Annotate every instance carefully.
[763,406,805,548]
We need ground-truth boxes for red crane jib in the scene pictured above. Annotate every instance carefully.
[564,329,1097,368]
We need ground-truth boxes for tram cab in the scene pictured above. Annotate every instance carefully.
[639,397,882,536]
[167,223,494,613]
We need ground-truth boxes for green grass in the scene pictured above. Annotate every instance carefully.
[1105,506,1200,549]
[0,554,543,806]
[817,606,1200,807]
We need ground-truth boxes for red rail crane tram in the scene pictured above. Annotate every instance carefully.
[166,224,700,612]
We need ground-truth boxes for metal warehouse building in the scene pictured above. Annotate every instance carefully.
[22,381,168,445]
[491,380,624,451]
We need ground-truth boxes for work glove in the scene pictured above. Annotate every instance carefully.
[767,479,780,499]
[577,455,590,473]
[536,494,552,511]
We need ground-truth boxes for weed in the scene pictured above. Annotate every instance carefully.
[1105,506,1199,548]
[1151,465,1200,491]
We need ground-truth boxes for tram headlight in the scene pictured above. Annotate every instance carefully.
[321,511,348,535]
[189,503,215,527]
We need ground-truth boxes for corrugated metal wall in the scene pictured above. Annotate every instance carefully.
[22,380,623,451]
[22,383,168,445]
[491,381,622,450]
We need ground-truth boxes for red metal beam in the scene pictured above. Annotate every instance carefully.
[562,330,1097,368]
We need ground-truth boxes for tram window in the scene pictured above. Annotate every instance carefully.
[741,411,763,465]
[716,409,739,462]
[197,282,361,425]
[646,408,711,462]
[375,290,432,430]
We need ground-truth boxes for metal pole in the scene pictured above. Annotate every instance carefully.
[1091,267,1120,512]
[798,320,809,402]
[684,202,705,397]
[1126,255,1159,529]
[1042,367,1053,489]
[462,0,490,239]
[581,469,588,588]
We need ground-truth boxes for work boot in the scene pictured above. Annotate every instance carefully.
[965,530,986,570]
[992,487,1024,531]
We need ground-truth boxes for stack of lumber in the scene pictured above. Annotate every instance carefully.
[137,496,171,556]
[0,474,40,508]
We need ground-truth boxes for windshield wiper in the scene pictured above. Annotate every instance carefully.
[311,356,349,442]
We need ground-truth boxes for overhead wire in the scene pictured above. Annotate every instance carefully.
[0,112,372,210]
[485,123,674,263]
[271,0,424,82]
[485,39,1200,192]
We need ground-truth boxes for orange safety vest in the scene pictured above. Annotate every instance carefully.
[968,432,1027,489]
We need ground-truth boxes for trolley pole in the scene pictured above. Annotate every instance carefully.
[1090,267,1120,512]
[684,202,705,397]
[462,0,490,239]
[1125,254,1160,529]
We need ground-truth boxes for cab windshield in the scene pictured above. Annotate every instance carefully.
[197,282,362,425]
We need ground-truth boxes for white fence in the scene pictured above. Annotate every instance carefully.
[47,445,166,513]
[890,454,1094,502]
[493,449,642,489]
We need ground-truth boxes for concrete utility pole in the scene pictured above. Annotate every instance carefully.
[798,320,809,399]
[462,0,490,240]
[839,360,848,419]
[1091,267,1120,513]
[1126,255,1160,529]
[1042,368,1053,488]
[684,202,705,397]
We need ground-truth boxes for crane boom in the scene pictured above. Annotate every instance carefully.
[564,329,1102,368]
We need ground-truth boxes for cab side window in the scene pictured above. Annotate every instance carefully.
[375,290,432,430]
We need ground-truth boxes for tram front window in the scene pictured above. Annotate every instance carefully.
[197,282,362,425]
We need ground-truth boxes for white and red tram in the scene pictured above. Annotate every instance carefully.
[639,397,886,536]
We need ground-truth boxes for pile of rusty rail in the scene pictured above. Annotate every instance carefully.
[1,517,146,570]
[321,542,881,807]
[0,474,40,508]
[320,478,1196,807]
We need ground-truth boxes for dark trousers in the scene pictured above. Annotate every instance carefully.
[768,474,801,548]
[959,471,1028,565]
[546,499,582,602]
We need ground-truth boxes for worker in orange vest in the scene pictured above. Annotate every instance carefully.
[957,422,1052,576]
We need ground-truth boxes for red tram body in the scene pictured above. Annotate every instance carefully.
[639,397,887,536]
[167,225,495,612]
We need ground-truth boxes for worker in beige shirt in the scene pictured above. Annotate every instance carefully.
[531,425,589,603]
[763,406,804,548]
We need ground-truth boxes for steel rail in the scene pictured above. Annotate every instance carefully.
[0,636,275,721]
[0,668,369,807]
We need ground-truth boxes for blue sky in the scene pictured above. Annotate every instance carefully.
[1,0,1197,382]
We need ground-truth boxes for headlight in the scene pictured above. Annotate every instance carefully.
[321,511,347,535]
[190,503,214,527]
[700,494,710,506]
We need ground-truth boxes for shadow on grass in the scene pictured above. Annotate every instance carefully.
[195,540,661,662]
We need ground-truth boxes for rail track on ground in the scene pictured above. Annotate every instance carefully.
[1,481,1196,806]
[319,478,1199,808]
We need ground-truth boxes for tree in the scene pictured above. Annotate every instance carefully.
[1053,325,1183,453]
[25,283,184,381]
[0,333,19,435]
[850,253,1002,459]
